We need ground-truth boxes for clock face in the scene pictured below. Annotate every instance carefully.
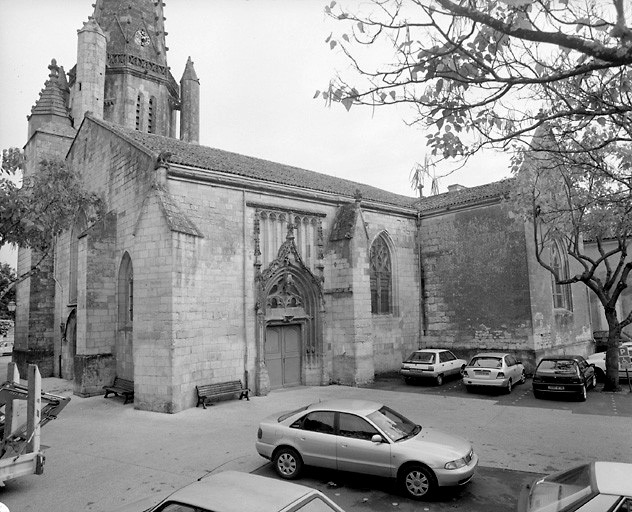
[134,29,150,47]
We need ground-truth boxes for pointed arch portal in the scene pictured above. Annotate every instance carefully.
[255,225,324,393]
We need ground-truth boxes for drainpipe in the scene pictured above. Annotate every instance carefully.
[242,190,249,389]
[417,210,426,345]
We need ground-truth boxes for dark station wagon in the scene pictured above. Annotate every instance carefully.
[532,355,597,401]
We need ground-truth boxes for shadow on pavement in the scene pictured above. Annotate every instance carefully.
[254,464,540,512]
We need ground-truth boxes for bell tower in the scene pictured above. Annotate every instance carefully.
[90,0,180,136]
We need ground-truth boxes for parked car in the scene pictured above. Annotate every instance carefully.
[532,355,596,401]
[462,352,526,393]
[256,398,478,500]
[400,349,467,385]
[585,342,632,382]
[108,470,347,512]
[516,461,632,512]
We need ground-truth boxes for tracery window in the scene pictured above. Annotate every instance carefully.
[370,233,392,315]
[551,241,573,311]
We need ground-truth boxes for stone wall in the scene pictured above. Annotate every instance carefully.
[419,203,533,363]
[15,128,75,377]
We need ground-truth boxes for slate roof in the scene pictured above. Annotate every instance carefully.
[90,115,511,213]
[414,178,514,213]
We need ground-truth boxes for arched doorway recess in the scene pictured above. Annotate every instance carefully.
[255,221,324,392]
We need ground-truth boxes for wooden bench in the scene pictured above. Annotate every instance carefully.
[103,377,134,405]
[196,380,249,409]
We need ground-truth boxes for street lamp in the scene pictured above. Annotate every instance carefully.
[7,301,16,313]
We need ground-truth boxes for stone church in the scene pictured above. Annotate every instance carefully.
[14,0,593,413]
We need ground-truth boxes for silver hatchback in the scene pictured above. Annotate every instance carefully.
[256,398,478,500]
[462,352,526,393]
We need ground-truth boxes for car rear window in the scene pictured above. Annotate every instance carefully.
[407,352,435,363]
[537,360,577,373]
[278,405,310,422]
[523,463,596,512]
[469,357,502,369]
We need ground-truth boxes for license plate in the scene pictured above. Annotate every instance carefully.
[548,385,564,391]
[474,370,490,375]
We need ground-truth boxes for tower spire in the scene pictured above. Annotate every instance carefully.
[180,57,200,144]
[28,59,73,138]
[85,0,179,137]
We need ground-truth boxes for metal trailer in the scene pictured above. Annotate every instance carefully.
[0,363,70,485]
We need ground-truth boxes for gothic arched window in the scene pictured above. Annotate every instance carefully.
[370,233,392,315]
[118,252,134,328]
[551,241,573,311]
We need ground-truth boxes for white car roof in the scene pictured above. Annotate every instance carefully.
[594,462,632,496]
[164,471,333,512]
[307,398,383,416]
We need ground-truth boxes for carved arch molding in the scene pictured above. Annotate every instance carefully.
[255,212,324,366]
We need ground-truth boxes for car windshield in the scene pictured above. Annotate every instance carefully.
[537,360,577,373]
[469,357,502,369]
[522,464,596,512]
[407,352,435,363]
[367,406,420,442]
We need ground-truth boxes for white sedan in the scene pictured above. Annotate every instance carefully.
[256,398,478,500]
[400,349,467,385]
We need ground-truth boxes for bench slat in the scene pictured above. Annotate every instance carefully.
[103,377,135,404]
[196,380,249,408]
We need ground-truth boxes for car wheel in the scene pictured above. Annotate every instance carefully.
[533,389,543,400]
[435,374,444,386]
[578,384,587,402]
[594,367,605,383]
[519,370,526,384]
[400,465,436,500]
[506,379,513,394]
[465,385,474,393]
[460,365,466,377]
[404,377,413,385]
[273,447,303,480]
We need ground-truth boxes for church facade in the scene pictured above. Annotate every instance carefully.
[14,0,593,413]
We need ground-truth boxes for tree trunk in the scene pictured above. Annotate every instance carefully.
[603,312,621,392]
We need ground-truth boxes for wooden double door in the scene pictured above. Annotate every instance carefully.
[265,324,301,389]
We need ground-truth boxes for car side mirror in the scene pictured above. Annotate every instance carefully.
[371,434,383,444]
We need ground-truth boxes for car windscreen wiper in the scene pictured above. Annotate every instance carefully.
[396,424,422,442]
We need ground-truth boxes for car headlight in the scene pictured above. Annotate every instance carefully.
[445,458,467,470]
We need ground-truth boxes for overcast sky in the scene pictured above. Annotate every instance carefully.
[0,0,511,267]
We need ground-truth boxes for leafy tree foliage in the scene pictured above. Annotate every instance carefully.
[1,148,103,300]
[322,0,632,388]
[321,0,632,166]
[512,129,631,390]
[0,263,16,321]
